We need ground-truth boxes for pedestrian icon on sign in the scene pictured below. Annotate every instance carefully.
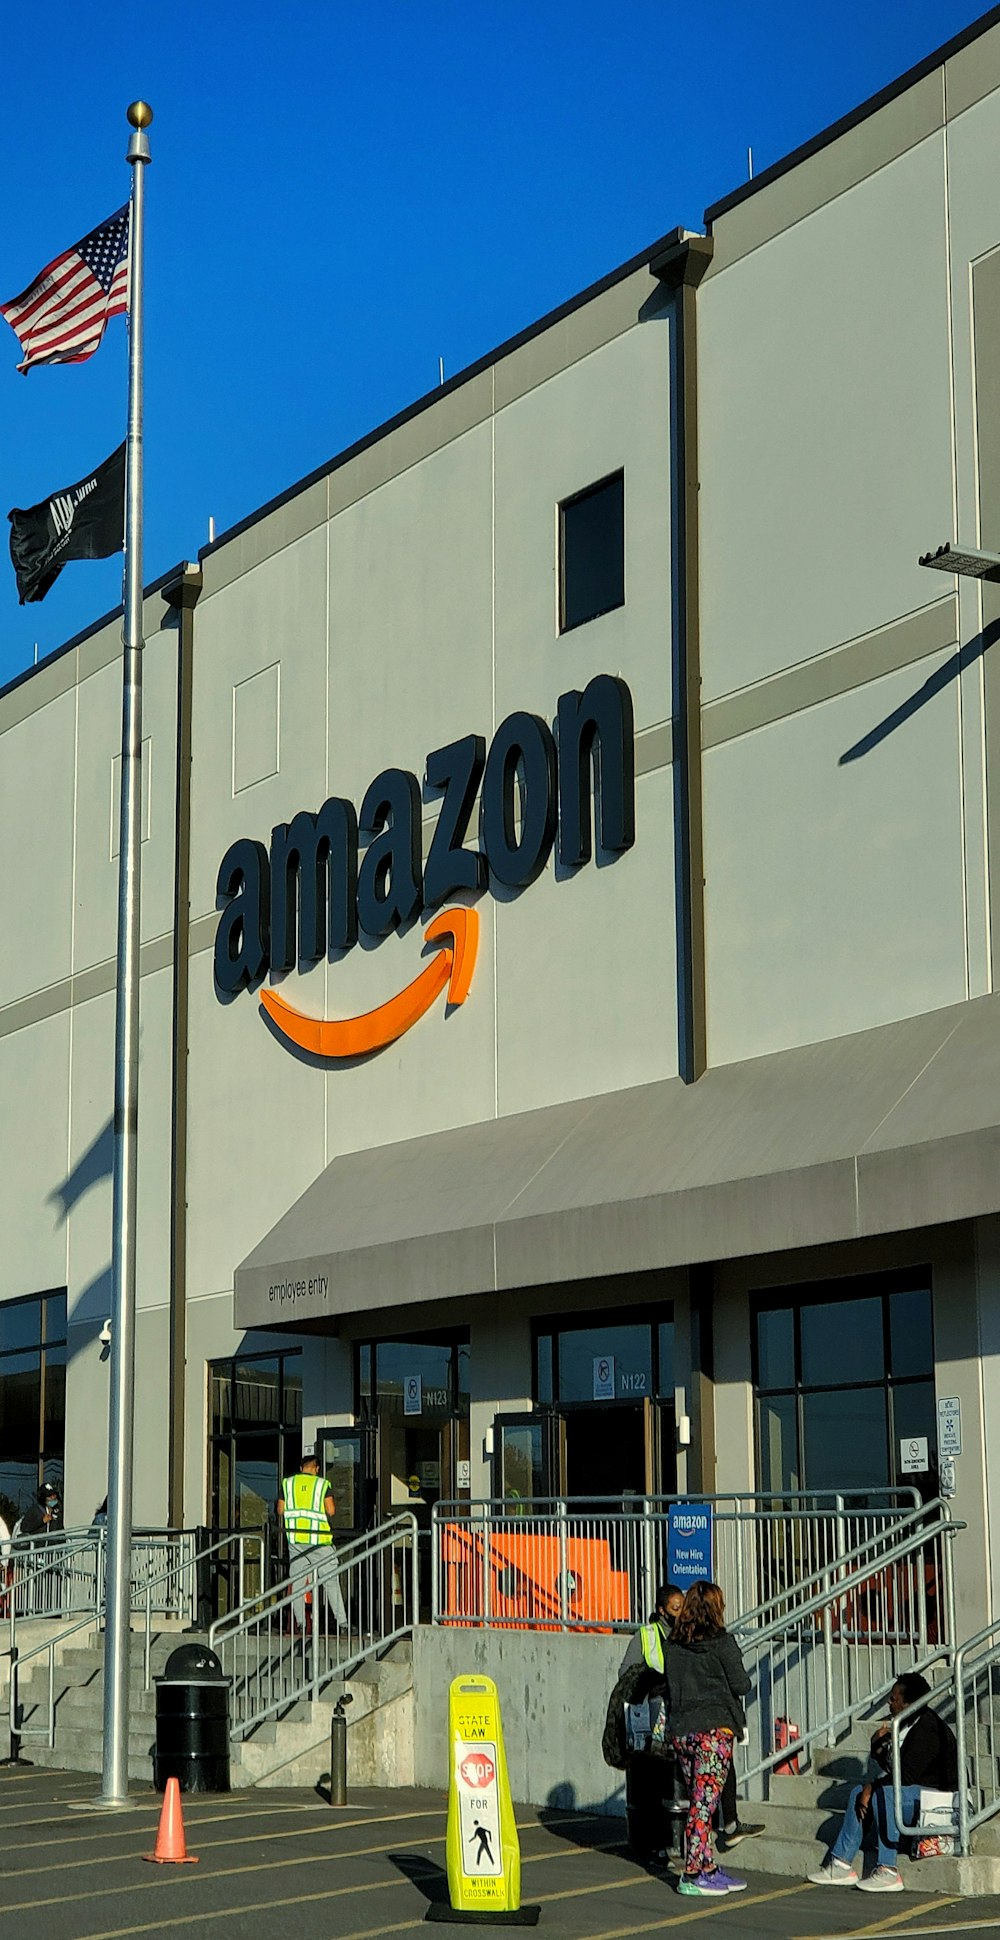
[470,1820,496,1868]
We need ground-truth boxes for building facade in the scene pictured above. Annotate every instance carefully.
[2,10,1000,1636]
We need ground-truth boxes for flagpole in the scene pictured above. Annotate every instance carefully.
[99,98,152,1808]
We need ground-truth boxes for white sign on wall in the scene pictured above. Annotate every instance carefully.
[593,1356,615,1402]
[937,1396,963,1456]
[403,1374,422,1417]
[900,1436,929,1474]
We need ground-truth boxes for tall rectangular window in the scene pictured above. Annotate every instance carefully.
[0,1290,66,1521]
[559,471,625,632]
[753,1274,935,1499]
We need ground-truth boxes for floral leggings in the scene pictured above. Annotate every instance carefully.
[670,1729,735,1876]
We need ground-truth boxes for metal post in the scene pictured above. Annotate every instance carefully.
[98,100,152,1808]
[557,1499,569,1632]
[330,1693,352,1805]
[430,1505,440,1624]
[2,1649,23,1767]
[954,1647,970,1855]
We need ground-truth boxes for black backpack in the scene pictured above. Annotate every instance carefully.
[601,1661,648,1770]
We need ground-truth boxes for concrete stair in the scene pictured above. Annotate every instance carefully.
[730,1731,1000,1896]
[9,1624,414,1792]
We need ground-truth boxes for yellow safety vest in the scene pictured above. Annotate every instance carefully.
[282,1472,332,1546]
[639,1623,665,1674]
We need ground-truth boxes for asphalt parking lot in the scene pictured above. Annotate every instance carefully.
[0,1770,996,1940]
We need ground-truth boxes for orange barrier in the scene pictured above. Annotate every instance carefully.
[440,1522,631,1631]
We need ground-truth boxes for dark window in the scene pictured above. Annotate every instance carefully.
[753,1274,935,1498]
[354,1332,469,1420]
[533,1308,673,1404]
[559,472,625,633]
[0,1290,66,1518]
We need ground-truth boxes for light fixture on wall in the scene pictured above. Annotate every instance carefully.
[99,1319,112,1351]
[919,541,1000,581]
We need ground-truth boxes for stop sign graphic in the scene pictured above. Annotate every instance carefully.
[459,1751,496,1788]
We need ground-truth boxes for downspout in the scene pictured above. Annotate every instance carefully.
[651,231,713,1084]
[163,563,202,1529]
[651,233,715,1489]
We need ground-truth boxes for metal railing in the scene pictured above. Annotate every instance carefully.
[136,1530,264,1690]
[730,1498,960,1796]
[7,1610,100,1758]
[210,1512,418,1739]
[2,1524,262,1637]
[431,1490,921,1632]
[1,1527,265,1757]
[886,1612,1000,1856]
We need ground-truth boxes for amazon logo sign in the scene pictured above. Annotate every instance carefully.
[214,672,635,1059]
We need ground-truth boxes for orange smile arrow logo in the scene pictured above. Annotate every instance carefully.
[259,906,479,1059]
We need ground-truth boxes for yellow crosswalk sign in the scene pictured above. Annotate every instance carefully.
[445,1674,521,1915]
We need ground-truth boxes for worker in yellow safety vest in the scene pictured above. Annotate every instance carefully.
[276,1451,347,1634]
[619,1582,683,1681]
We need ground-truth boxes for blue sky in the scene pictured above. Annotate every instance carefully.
[0,0,985,684]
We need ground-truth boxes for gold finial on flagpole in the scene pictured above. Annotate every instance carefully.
[127,101,153,129]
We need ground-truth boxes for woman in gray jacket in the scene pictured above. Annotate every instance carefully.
[664,1580,752,1898]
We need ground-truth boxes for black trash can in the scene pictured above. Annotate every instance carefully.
[153,1643,230,1794]
[626,1750,687,1863]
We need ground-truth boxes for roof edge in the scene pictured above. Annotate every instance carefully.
[704,2,1000,228]
[197,224,697,567]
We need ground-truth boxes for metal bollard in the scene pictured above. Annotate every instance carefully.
[330,1692,353,1806]
[1,1648,27,1769]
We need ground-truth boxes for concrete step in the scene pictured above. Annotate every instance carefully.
[715,1803,1000,1896]
[18,1630,415,1792]
[26,1737,154,1783]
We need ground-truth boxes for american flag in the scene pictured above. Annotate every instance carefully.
[1,205,130,374]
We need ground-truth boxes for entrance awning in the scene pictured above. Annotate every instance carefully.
[234,989,1000,1329]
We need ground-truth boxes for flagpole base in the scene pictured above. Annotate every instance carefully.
[69,1794,143,1813]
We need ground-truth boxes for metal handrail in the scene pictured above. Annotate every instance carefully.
[733,1498,954,1634]
[733,1505,961,1792]
[6,1610,99,1758]
[0,1524,268,1760]
[137,1530,265,1690]
[210,1512,419,1739]
[887,1611,1000,1855]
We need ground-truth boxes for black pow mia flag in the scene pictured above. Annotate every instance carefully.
[8,441,125,603]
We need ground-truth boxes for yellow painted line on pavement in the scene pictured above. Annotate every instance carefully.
[794,1894,969,1940]
[65,1866,813,1940]
[75,1885,427,1940]
[0,1815,439,1878]
[0,1799,442,1853]
[563,1879,813,1936]
[0,1798,439,1839]
[0,1813,599,1916]
[0,1800,586,1877]
[824,1924,1000,1939]
[841,1898,964,1935]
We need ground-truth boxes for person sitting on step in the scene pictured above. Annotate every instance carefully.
[808,1672,958,1894]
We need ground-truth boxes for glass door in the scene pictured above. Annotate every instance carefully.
[208,1351,302,1612]
[315,1426,374,1539]
[493,1413,565,1504]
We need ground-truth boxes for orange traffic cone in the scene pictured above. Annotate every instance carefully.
[143,1777,199,1864]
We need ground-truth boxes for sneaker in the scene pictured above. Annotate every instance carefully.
[807,1855,860,1886]
[856,1867,904,1893]
[678,1870,731,1896]
[713,1869,748,1895]
[718,1820,765,1850]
